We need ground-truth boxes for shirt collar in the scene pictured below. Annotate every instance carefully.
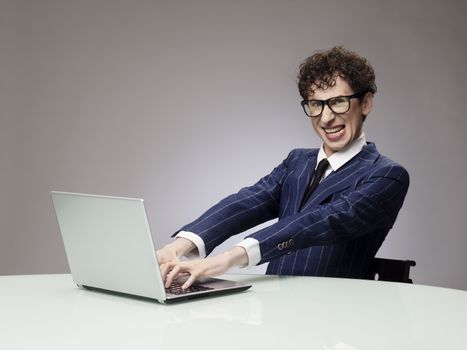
[316,133,367,172]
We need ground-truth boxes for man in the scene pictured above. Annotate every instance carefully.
[157,46,409,289]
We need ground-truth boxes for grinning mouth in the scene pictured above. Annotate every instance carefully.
[323,126,345,134]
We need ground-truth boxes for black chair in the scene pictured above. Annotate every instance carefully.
[365,257,416,283]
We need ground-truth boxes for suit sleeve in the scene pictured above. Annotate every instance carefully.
[174,150,298,256]
[249,164,410,264]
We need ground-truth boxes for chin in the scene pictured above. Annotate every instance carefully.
[324,141,349,155]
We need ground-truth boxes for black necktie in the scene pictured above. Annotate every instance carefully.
[300,158,329,210]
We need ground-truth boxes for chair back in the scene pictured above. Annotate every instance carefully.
[366,257,416,283]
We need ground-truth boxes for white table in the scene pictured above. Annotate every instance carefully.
[1,274,466,349]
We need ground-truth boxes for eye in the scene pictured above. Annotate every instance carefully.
[308,100,322,108]
[329,96,347,106]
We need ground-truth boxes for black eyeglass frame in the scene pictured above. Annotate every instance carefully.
[300,91,368,118]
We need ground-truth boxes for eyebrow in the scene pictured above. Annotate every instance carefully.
[307,94,352,101]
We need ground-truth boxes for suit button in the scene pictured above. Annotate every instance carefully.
[288,239,294,247]
[277,242,284,250]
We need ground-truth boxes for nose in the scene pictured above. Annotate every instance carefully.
[320,104,335,124]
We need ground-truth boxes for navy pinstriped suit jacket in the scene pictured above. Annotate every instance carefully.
[177,142,409,278]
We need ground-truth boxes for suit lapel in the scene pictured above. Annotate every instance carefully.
[292,150,318,214]
[300,143,380,211]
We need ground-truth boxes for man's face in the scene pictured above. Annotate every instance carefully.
[309,76,373,157]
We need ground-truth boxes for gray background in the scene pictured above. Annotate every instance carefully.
[1,0,466,290]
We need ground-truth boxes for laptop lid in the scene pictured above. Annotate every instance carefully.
[52,191,168,302]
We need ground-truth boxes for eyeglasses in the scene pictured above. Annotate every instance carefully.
[300,92,367,118]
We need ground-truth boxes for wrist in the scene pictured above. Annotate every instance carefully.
[223,246,248,268]
[173,237,195,257]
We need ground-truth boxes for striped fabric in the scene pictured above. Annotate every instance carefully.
[177,142,409,278]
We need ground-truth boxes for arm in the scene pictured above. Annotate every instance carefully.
[173,150,297,255]
[160,151,301,287]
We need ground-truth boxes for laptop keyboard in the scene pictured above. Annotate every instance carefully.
[165,281,214,295]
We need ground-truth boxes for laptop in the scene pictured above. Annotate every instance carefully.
[51,191,251,304]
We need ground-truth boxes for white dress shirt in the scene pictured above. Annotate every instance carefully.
[177,133,367,267]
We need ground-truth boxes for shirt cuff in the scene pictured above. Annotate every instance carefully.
[235,238,261,268]
[175,231,206,258]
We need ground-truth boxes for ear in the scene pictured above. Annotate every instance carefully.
[362,92,374,116]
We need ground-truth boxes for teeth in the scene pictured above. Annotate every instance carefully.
[324,126,344,134]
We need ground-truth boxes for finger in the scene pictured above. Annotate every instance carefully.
[182,273,197,290]
[160,262,172,281]
[164,266,177,287]
[165,265,181,288]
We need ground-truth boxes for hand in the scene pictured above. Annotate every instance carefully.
[164,246,248,289]
[156,238,195,280]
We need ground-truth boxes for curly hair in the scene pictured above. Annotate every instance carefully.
[297,46,377,100]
